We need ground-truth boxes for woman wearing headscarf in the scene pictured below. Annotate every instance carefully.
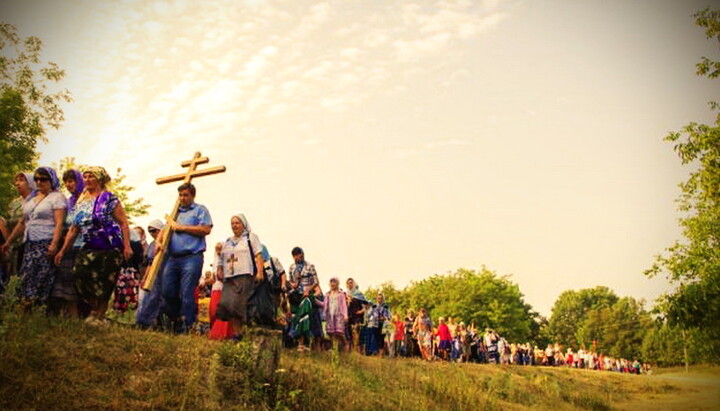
[2,167,66,306]
[55,166,132,324]
[49,169,85,316]
[345,277,367,353]
[216,213,263,339]
[6,173,38,228]
[3,173,38,280]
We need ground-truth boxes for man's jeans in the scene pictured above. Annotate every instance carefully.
[161,253,203,331]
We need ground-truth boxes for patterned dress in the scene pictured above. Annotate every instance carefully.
[72,192,123,303]
[19,192,67,303]
[323,290,348,335]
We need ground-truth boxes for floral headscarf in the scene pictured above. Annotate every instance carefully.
[65,168,85,210]
[35,166,60,191]
[82,166,111,187]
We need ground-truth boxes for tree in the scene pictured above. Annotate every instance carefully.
[55,157,150,224]
[576,297,652,359]
[370,267,538,342]
[0,23,71,216]
[546,286,618,348]
[365,282,406,311]
[645,7,720,365]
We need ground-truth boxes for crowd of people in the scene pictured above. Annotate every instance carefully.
[0,167,650,376]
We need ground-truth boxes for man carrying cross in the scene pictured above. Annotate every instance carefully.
[160,182,213,333]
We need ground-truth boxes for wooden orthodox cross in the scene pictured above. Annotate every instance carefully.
[141,152,226,290]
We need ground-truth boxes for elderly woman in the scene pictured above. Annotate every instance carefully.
[49,169,85,316]
[216,213,263,339]
[4,173,37,279]
[6,172,38,228]
[2,167,66,306]
[55,166,132,324]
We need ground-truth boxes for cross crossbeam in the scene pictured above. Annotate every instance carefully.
[142,152,226,290]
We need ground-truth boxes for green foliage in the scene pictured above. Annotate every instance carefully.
[547,289,651,358]
[644,7,720,364]
[367,268,537,342]
[641,324,691,367]
[695,8,720,79]
[546,286,618,348]
[55,156,150,224]
[576,297,652,359]
[0,23,71,216]
[108,168,150,224]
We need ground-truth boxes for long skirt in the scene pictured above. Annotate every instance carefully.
[209,287,233,340]
[19,239,56,303]
[365,327,379,355]
[74,248,121,303]
[310,306,324,338]
[50,247,79,302]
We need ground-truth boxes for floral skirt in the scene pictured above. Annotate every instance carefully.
[114,266,139,312]
[74,249,121,303]
[19,240,56,303]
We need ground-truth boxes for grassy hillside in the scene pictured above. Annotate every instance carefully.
[0,311,718,411]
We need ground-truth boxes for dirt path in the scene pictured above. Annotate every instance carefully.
[656,373,720,387]
[617,373,720,411]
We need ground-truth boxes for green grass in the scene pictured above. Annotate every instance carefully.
[0,306,717,410]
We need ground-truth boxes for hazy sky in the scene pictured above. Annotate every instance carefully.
[2,0,718,316]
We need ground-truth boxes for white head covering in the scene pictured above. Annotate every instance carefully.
[16,172,37,199]
[148,219,164,230]
[231,213,251,234]
[130,229,141,242]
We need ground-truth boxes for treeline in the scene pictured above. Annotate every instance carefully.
[367,269,717,366]
[545,286,717,366]
[366,268,541,343]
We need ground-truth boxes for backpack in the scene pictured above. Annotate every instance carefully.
[264,257,282,292]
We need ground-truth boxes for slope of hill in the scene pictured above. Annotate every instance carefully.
[0,311,717,411]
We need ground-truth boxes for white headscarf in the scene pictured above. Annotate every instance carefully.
[16,172,37,199]
[147,219,164,230]
[232,213,251,235]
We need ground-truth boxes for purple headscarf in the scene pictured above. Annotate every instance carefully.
[65,168,85,210]
[34,166,60,191]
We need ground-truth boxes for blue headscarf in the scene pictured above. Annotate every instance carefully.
[347,280,368,303]
[261,244,270,262]
[65,168,85,210]
[35,166,60,191]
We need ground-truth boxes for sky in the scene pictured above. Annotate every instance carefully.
[2,0,718,316]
